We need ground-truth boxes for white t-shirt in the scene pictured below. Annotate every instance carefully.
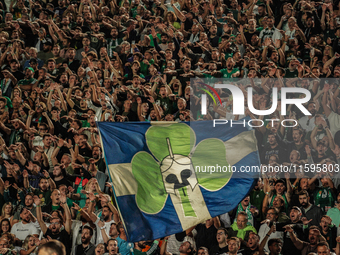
[11,221,40,241]
[258,223,283,252]
[328,111,340,137]
[96,220,115,245]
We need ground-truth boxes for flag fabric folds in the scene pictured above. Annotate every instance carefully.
[97,120,261,242]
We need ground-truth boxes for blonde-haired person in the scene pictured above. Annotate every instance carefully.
[85,178,104,195]
[165,11,181,29]
[0,203,14,226]
[323,45,334,60]
[79,178,104,209]
[20,235,39,255]
[11,87,22,101]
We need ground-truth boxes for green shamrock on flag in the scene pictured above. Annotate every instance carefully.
[131,123,232,217]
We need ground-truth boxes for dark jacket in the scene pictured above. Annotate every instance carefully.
[301,204,324,227]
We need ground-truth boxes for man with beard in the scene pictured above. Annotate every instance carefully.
[175,59,194,87]
[37,41,54,64]
[28,176,54,206]
[179,241,193,255]
[96,221,119,244]
[90,205,116,245]
[275,206,309,255]
[66,48,80,73]
[209,227,229,255]
[51,164,72,188]
[155,33,169,51]
[74,134,93,158]
[107,27,123,58]
[208,24,219,48]
[259,16,282,44]
[17,67,37,92]
[52,44,64,67]
[298,190,323,227]
[10,207,39,241]
[284,225,327,255]
[133,239,159,255]
[75,226,96,255]
[77,144,107,174]
[70,200,97,253]
[219,58,240,78]
[35,194,72,255]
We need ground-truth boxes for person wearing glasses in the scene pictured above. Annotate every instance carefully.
[209,228,229,255]
[258,208,283,253]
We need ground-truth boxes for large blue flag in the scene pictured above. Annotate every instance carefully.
[97,120,260,242]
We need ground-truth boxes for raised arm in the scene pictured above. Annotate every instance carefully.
[42,112,54,135]
[43,170,56,190]
[60,193,71,234]
[283,225,304,250]
[322,83,332,117]
[34,196,48,235]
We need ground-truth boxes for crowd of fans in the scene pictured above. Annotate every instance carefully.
[1,0,340,254]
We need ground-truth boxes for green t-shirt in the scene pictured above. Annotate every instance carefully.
[52,205,60,211]
[34,189,52,206]
[148,34,161,47]
[18,78,37,86]
[84,157,106,173]
[131,7,138,18]
[250,189,265,221]
[284,69,299,78]
[314,187,335,213]
[156,96,173,115]
[220,68,239,78]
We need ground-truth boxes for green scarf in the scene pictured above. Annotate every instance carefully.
[235,203,253,225]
